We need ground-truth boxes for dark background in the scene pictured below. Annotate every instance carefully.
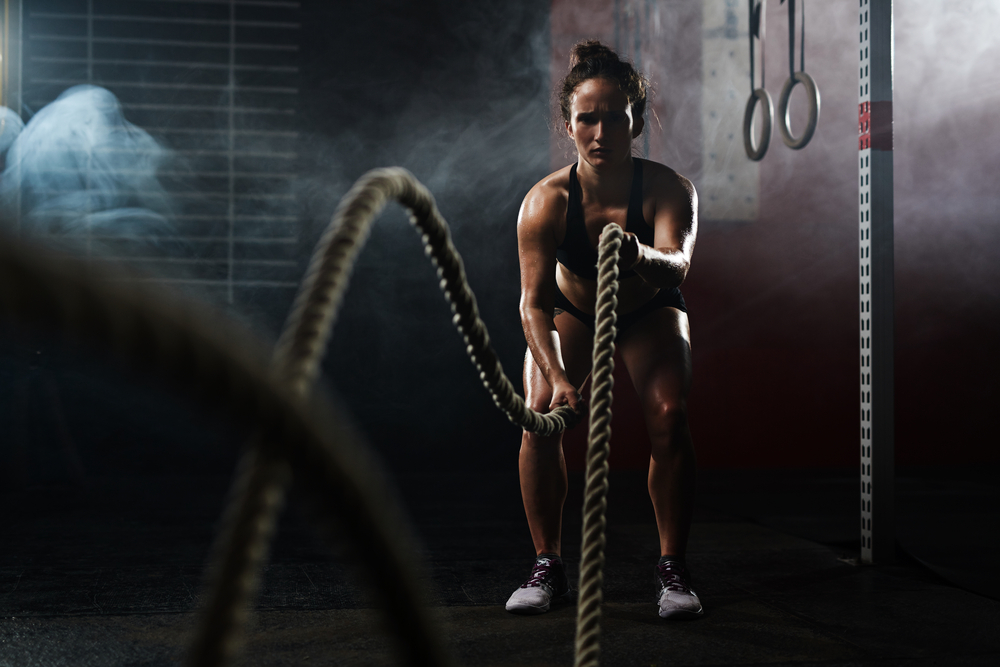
[1,0,552,486]
[1,0,998,493]
[295,1,551,471]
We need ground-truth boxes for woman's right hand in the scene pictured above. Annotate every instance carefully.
[549,380,585,416]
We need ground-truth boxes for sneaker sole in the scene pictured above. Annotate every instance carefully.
[505,601,550,615]
[505,590,572,615]
[658,606,704,620]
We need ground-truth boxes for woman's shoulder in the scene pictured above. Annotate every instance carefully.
[639,158,697,202]
[639,159,695,192]
[527,164,573,202]
[519,164,573,224]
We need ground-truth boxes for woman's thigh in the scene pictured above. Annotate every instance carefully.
[522,310,596,409]
[617,307,692,411]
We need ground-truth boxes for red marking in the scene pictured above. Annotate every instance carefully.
[859,100,892,151]
[858,102,870,150]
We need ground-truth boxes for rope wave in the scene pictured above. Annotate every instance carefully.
[198,166,623,666]
[0,166,622,666]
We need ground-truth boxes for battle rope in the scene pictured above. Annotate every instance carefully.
[189,167,620,666]
[574,226,622,667]
[0,236,451,666]
[273,168,582,435]
[0,164,622,665]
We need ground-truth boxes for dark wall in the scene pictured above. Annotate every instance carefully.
[296,1,552,471]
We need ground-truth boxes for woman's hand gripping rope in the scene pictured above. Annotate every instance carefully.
[549,379,585,416]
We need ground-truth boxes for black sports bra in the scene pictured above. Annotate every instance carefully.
[556,159,654,280]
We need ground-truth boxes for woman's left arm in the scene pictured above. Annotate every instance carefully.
[620,170,698,290]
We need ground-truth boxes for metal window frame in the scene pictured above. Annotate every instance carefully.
[18,0,301,301]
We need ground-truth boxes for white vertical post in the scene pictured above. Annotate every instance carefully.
[86,0,93,258]
[2,0,24,233]
[2,0,24,116]
[858,0,894,564]
[227,0,236,305]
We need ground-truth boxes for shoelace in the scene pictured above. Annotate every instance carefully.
[522,558,557,588]
[656,561,692,593]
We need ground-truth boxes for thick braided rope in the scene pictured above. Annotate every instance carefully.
[273,167,581,435]
[185,442,293,667]
[0,236,451,667]
[574,225,621,667]
[210,167,618,666]
[268,167,618,666]
[187,171,470,666]
[187,167,580,667]
[28,164,616,666]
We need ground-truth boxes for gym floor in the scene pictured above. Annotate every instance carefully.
[1,467,998,666]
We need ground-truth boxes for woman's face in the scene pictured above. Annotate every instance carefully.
[565,77,643,168]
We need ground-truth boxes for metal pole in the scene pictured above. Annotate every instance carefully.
[2,0,23,235]
[1,0,22,115]
[858,0,895,564]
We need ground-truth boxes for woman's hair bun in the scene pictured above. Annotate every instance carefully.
[569,40,619,69]
[558,40,649,131]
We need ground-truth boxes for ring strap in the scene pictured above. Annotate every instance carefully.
[784,0,807,75]
[800,0,806,73]
[749,0,767,92]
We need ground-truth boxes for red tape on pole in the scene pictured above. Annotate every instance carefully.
[858,101,892,151]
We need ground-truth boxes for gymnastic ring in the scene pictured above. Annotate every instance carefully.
[777,71,820,149]
[742,88,773,162]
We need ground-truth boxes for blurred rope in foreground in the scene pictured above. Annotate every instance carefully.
[0,166,622,666]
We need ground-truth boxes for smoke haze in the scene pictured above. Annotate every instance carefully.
[3,0,998,475]
[291,1,554,465]
[2,86,173,244]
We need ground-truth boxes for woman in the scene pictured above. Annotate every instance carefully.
[505,41,701,619]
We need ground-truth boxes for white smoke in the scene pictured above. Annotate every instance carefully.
[1,85,173,240]
[0,106,24,156]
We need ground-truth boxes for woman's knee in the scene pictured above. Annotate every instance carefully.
[521,427,563,453]
[525,388,551,413]
[646,399,690,444]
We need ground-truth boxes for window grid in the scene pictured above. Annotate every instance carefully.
[22,0,302,301]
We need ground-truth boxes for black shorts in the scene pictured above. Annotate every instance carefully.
[554,284,687,340]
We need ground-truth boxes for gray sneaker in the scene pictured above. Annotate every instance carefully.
[505,554,571,614]
[655,560,703,619]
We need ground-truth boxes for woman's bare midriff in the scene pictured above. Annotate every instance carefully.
[556,261,662,316]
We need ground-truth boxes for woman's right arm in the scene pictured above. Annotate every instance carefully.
[517,184,584,414]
